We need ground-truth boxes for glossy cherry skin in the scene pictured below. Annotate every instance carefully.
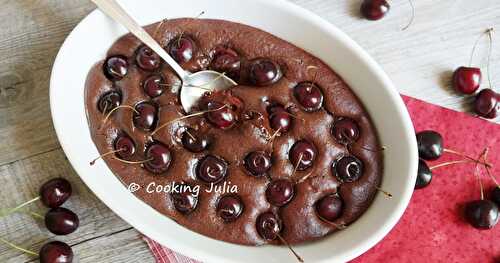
[168,36,196,64]
[360,0,390,21]
[216,195,244,222]
[40,178,72,208]
[452,67,482,94]
[333,155,364,183]
[331,117,360,145]
[142,74,166,98]
[196,155,228,184]
[416,130,444,161]
[248,58,282,86]
[45,207,79,235]
[256,212,281,240]
[315,194,343,221]
[268,105,292,133]
[474,88,499,119]
[97,91,122,114]
[171,185,198,214]
[133,102,158,131]
[491,186,500,207]
[415,160,433,189]
[144,143,172,174]
[114,135,136,159]
[103,56,129,81]
[39,241,73,263]
[244,151,272,177]
[464,200,499,229]
[181,128,211,153]
[210,47,241,81]
[293,82,324,112]
[204,101,237,129]
[289,140,317,171]
[266,179,295,206]
[136,45,161,71]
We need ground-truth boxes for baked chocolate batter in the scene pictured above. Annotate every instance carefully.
[85,18,383,246]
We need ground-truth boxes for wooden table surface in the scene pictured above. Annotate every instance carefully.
[0,0,498,262]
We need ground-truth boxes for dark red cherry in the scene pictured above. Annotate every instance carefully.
[204,101,237,129]
[256,212,281,240]
[360,0,390,20]
[39,241,73,263]
[114,135,136,159]
[474,88,499,119]
[332,117,360,145]
[265,179,295,206]
[464,200,499,229]
[40,178,72,208]
[268,105,292,132]
[216,195,244,222]
[171,185,198,214]
[293,82,324,112]
[181,128,210,153]
[244,151,272,177]
[210,47,241,81]
[103,56,128,81]
[452,67,482,94]
[491,186,500,207]
[415,160,433,189]
[416,130,443,161]
[333,155,364,183]
[97,91,122,114]
[136,45,161,71]
[142,74,166,98]
[133,101,158,131]
[248,58,282,86]
[144,143,172,174]
[289,140,317,171]
[196,155,228,184]
[168,36,196,64]
[316,194,343,221]
[45,207,79,235]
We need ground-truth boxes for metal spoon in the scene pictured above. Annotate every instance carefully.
[91,0,237,112]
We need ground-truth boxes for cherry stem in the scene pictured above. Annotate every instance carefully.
[320,218,347,229]
[443,148,492,168]
[429,159,477,170]
[291,153,304,178]
[151,104,229,136]
[102,105,139,125]
[112,157,154,165]
[153,19,168,41]
[185,130,196,141]
[276,233,304,263]
[474,149,487,200]
[468,28,494,67]
[90,148,124,165]
[401,0,415,31]
[481,148,499,187]
[267,127,282,142]
[29,211,44,220]
[376,186,393,198]
[486,28,494,89]
[158,83,212,91]
[0,196,40,218]
[0,237,37,256]
[270,111,305,122]
[296,172,313,184]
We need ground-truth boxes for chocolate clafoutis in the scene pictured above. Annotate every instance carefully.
[85,18,383,246]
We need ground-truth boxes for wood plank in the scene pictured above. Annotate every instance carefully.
[0,0,95,165]
[0,149,145,262]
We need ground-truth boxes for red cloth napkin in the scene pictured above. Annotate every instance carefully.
[143,95,500,263]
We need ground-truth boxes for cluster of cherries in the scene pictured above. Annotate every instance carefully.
[415,130,499,229]
[0,178,77,263]
[452,28,499,119]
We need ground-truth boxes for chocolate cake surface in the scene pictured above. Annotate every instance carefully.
[84,18,383,246]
